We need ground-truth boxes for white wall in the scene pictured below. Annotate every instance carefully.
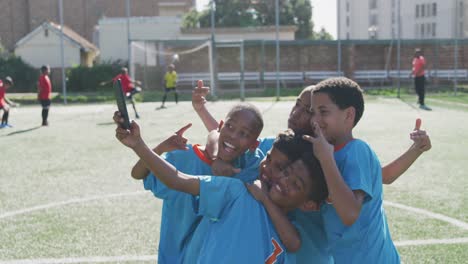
[99,17,183,62]
[15,27,80,68]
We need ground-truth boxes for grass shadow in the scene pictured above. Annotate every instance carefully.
[5,126,41,136]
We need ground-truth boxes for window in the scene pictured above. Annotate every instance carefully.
[421,4,425,17]
[416,5,419,18]
[426,23,431,38]
[346,16,350,27]
[460,2,464,17]
[432,3,437,16]
[432,22,436,37]
[346,1,350,12]
[421,23,425,37]
[427,4,431,17]
[370,0,377,9]
[347,32,350,39]
[44,29,49,37]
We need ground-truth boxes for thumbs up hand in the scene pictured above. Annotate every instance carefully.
[410,118,432,153]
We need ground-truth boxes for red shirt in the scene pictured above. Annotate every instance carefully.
[0,80,6,107]
[412,56,426,77]
[38,74,52,100]
[113,73,133,94]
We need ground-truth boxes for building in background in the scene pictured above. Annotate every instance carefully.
[14,21,99,68]
[339,0,464,40]
[0,0,194,51]
[98,16,297,62]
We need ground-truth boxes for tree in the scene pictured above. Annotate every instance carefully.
[182,0,332,40]
[315,27,333,40]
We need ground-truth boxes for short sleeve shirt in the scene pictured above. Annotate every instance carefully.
[164,71,178,88]
[38,74,52,100]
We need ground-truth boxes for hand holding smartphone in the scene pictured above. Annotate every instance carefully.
[114,79,131,129]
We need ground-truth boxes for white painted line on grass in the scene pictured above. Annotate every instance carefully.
[0,191,147,220]
[0,255,157,264]
[395,237,468,247]
[384,201,468,230]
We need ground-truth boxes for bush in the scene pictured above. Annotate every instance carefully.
[66,62,125,92]
[0,56,39,92]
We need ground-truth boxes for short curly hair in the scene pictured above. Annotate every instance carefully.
[313,77,364,127]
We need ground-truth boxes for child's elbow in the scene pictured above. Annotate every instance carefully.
[286,238,302,253]
[343,213,359,226]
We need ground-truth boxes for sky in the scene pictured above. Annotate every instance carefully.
[195,0,337,38]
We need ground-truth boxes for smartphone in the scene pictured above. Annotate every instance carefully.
[114,79,131,129]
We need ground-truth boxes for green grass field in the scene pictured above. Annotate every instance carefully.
[1,96,467,263]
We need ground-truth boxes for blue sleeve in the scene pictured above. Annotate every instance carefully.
[232,149,264,183]
[198,176,245,220]
[340,142,374,202]
[141,152,179,200]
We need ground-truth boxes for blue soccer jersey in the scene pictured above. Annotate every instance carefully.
[292,210,333,264]
[143,144,263,264]
[258,136,275,155]
[320,139,400,263]
[185,176,291,264]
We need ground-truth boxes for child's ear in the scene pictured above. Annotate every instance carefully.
[249,140,260,152]
[345,107,356,123]
[299,200,319,212]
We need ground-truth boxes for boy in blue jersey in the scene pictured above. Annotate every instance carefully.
[115,103,264,264]
[192,82,431,263]
[115,122,328,264]
[303,77,400,263]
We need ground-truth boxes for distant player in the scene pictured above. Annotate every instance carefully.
[38,65,52,126]
[0,76,17,128]
[159,64,178,109]
[102,67,142,118]
[411,48,431,111]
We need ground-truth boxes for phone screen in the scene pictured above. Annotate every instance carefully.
[114,79,131,129]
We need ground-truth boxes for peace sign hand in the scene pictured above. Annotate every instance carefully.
[302,122,334,162]
[192,80,210,111]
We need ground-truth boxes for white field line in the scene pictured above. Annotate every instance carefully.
[0,191,146,220]
[384,201,468,230]
[395,237,468,247]
[0,255,157,264]
[2,238,468,264]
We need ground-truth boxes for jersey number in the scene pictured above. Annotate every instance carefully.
[265,238,284,264]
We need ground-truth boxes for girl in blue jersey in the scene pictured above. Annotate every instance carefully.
[115,122,328,264]
[114,103,265,263]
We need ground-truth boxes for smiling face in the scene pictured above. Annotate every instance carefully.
[217,109,261,162]
[310,92,352,145]
[288,90,314,134]
[259,147,290,187]
[267,159,315,211]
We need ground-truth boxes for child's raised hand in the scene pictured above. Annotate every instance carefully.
[246,180,269,204]
[192,80,210,111]
[302,122,334,162]
[157,123,192,153]
[211,158,241,176]
[410,118,432,153]
[115,120,143,149]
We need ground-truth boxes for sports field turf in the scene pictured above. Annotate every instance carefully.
[1,97,467,263]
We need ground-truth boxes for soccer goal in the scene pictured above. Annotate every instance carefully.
[129,40,214,93]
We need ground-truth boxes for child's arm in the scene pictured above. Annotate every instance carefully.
[303,123,364,226]
[115,118,200,195]
[382,119,431,184]
[246,181,301,252]
[192,80,219,132]
[131,121,192,180]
